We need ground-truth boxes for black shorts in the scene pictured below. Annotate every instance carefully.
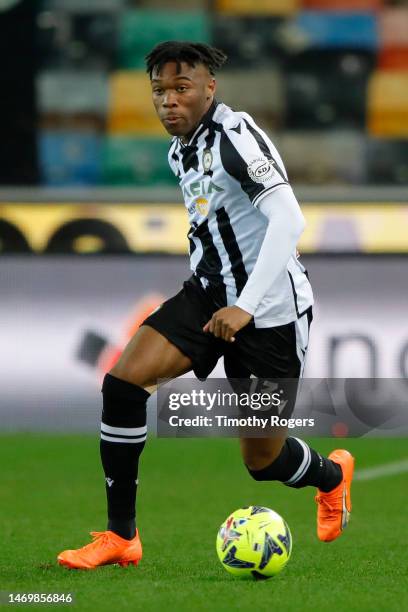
[142,275,312,382]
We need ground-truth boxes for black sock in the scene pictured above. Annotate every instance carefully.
[100,373,150,540]
[247,437,342,492]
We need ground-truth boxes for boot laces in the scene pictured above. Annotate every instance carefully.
[88,531,113,549]
[315,495,334,513]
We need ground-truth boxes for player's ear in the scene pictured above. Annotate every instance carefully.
[206,77,216,100]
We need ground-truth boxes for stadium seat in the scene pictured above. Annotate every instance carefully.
[70,11,118,69]
[102,137,176,186]
[212,16,288,67]
[118,10,210,69]
[37,70,108,115]
[378,7,408,71]
[285,50,375,129]
[379,7,408,47]
[216,68,284,127]
[36,9,66,69]
[367,71,408,137]
[136,0,206,7]
[37,4,121,68]
[378,48,408,70]
[51,0,125,10]
[39,130,102,186]
[107,71,166,136]
[302,1,381,10]
[294,11,378,50]
[279,130,366,184]
[215,0,299,16]
[366,138,408,184]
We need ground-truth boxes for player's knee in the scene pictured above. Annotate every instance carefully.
[109,361,134,384]
[102,371,150,405]
[109,360,150,390]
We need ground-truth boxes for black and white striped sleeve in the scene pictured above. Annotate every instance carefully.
[219,118,289,207]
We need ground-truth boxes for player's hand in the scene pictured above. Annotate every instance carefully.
[203,306,253,343]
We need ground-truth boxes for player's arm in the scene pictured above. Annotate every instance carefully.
[204,119,304,342]
[203,186,305,342]
[235,185,305,315]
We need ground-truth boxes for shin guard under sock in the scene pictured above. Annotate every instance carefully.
[100,373,150,539]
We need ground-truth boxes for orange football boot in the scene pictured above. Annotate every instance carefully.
[57,530,142,570]
[315,449,355,542]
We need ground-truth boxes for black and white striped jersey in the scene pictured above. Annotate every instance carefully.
[168,101,314,327]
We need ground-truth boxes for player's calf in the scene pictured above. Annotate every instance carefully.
[245,437,342,491]
[240,435,286,471]
[100,373,150,540]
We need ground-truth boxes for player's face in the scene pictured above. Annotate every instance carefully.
[151,61,216,138]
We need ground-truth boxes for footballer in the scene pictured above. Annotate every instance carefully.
[58,41,354,569]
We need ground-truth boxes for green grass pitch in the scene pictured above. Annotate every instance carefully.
[1,435,407,611]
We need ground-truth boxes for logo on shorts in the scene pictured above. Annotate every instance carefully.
[247,157,276,183]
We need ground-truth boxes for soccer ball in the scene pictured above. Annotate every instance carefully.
[216,506,292,579]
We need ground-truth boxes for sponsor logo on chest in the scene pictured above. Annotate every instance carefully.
[183,179,224,198]
[187,197,210,217]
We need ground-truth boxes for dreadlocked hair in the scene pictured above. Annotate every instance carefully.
[145,41,227,78]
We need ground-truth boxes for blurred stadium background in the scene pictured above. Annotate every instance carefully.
[0,0,407,431]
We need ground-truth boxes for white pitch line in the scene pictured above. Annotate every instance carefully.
[354,458,408,482]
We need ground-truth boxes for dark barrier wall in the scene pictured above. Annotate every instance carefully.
[0,0,38,184]
[0,255,406,431]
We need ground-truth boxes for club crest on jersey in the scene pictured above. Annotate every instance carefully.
[202,148,213,172]
[247,157,276,183]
